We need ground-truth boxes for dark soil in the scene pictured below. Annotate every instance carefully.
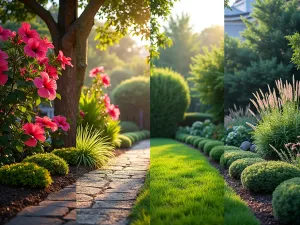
[183,142,279,225]
[0,148,127,225]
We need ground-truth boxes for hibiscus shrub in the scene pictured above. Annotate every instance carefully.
[0,23,72,165]
[78,66,121,146]
[150,68,190,138]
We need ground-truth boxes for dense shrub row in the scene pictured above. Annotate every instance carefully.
[119,130,150,148]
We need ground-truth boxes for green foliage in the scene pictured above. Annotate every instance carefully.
[107,69,134,91]
[241,161,300,193]
[150,68,190,137]
[179,112,213,127]
[221,151,259,169]
[112,76,150,129]
[121,130,150,146]
[224,105,256,128]
[120,121,140,133]
[229,158,265,180]
[225,126,251,147]
[198,139,213,151]
[210,146,240,162]
[52,147,78,166]
[76,125,114,169]
[23,153,69,175]
[0,162,52,188]
[118,135,132,148]
[287,32,300,69]
[272,177,300,225]
[203,141,224,155]
[190,43,224,121]
[253,102,300,159]
[192,137,206,147]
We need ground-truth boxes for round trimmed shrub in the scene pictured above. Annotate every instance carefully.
[272,177,300,225]
[198,139,212,151]
[119,121,139,133]
[229,158,265,179]
[150,68,190,138]
[185,136,194,144]
[192,137,206,147]
[241,161,300,193]
[210,146,240,161]
[0,162,52,188]
[52,147,78,165]
[118,135,132,148]
[23,153,69,175]
[112,76,150,129]
[221,151,259,168]
[108,69,133,91]
[203,141,224,155]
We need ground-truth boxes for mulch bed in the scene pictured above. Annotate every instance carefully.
[182,142,279,225]
[0,148,127,225]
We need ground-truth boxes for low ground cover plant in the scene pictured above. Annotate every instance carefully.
[272,177,300,225]
[52,147,78,165]
[23,153,69,175]
[0,162,52,188]
[241,161,300,193]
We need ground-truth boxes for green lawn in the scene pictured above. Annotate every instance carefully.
[130,138,259,225]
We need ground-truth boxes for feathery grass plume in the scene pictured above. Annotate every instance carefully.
[224,104,256,128]
[76,124,114,169]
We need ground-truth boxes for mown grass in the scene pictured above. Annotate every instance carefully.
[130,138,259,225]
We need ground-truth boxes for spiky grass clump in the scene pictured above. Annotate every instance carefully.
[224,104,256,128]
[76,125,114,169]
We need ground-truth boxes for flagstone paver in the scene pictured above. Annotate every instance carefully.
[76,140,150,225]
[5,140,149,225]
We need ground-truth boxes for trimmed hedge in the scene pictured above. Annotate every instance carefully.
[118,135,132,148]
[150,68,190,138]
[23,153,69,175]
[179,112,213,127]
[272,177,300,225]
[210,146,240,161]
[241,161,300,193]
[229,158,265,180]
[52,147,78,165]
[192,137,206,147]
[203,141,224,155]
[198,139,213,151]
[0,162,52,188]
[220,151,260,169]
[119,130,150,148]
[119,121,140,133]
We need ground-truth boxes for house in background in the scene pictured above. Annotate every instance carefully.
[224,0,255,39]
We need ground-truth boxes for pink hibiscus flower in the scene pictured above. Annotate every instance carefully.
[89,66,104,77]
[45,64,58,80]
[104,94,110,108]
[52,115,70,131]
[33,72,57,100]
[100,73,110,87]
[18,22,39,43]
[0,26,12,41]
[38,57,49,66]
[0,50,8,60]
[57,50,73,70]
[23,123,46,147]
[35,116,58,132]
[0,59,8,86]
[41,37,54,49]
[24,38,47,60]
[0,73,8,85]
[106,104,120,121]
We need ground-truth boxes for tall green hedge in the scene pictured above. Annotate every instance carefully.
[112,76,150,129]
[150,68,190,137]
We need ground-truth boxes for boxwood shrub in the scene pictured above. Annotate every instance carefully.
[0,162,52,188]
[150,68,190,138]
[203,141,224,155]
[229,158,265,180]
[198,139,212,151]
[52,147,78,166]
[241,161,300,193]
[179,112,213,127]
[192,137,206,147]
[185,136,194,144]
[120,130,150,147]
[210,146,240,162]
[23,153,69,175]
[118,135,132,148]
[119,121,140,133]
[220,151,259,169]
[272,177,300,225]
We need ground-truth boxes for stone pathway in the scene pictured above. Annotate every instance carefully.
[5,140,150,225]
[76,140,150,225]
